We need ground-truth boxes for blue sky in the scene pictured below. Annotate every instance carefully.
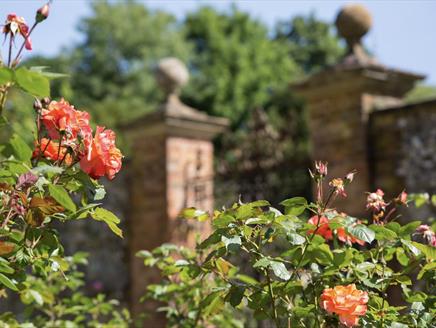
[2,0,436,84]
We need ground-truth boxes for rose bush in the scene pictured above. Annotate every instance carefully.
[0,2,124,317]
[140,162,435,327]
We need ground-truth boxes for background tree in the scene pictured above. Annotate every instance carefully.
[69,0,191,128]
[275,13,344,74]
[182,6,298,128]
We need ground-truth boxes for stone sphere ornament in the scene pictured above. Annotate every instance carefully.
[155,57,189,96]
[335,4,372,45]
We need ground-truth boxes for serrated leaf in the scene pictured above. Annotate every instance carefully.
[253,257,271,269]
[15,67,50,97]
[411,242,436,260]
[91,207,123,238]
[270,261,290,281]
[347,224,375,243]
[221,235,241,252]
[370,224,397,241]
[280,197,307,216]
[48,184,76,212]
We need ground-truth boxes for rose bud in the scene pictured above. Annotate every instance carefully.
[36,3,50,23]
[395,190,408,206]
[33,99,42,111]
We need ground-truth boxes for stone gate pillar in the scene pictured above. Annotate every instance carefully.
[124,58,228,322]
[292,4,423,217]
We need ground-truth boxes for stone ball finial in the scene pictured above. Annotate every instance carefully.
[335,4,372,45]
[155,57,189,97]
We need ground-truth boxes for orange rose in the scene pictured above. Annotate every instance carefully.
[32,138,72,165]
[320,284,368,327]
[79,126,122,180]
[308,215,333,240]
[41,99,92,145]
[336,227,366,246]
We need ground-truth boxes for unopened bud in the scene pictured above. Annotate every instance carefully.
[394,190,408,206]
[345,170,356,184]
[41,97,51,107]
[36,3,50,23]
[33,99,42,111]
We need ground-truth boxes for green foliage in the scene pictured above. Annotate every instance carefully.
[275,14,344,74]
[0,253,131,327]
[0,6,125,325]
[69,0,191,128]
[143,170,436,327]
[182,6,298,126]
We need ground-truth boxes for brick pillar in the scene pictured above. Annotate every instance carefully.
[292,5,423,217]
[123,58,228,325]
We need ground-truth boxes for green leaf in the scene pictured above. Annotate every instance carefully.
[287,232,306,245]
[9,134,32,163]
[0,273,18,291]
[280,197,307,216]
[221,235,241,252]
[91,207,123,238]
[14,67,50,97]
[370,224,397,241]
[253,257,271,269]
[93,186,106,201]
[180,208,209,222]
[395,247,409,266]
[48,184,77,212]
[417,262,436,279]
[227,286,245,307]
[0,116,8,127]
[0,67,13,85]
[347,224,375,243]
[270,261,290,281]
[29,290,44,305]
[411,242,436,260]
[401,239,421,257]
[309,244,333,266]
[213,214,235,228]
[400,221,422,237]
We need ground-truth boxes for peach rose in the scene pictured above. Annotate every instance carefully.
[79,126,122,180]
[41,99,92,145]
[308,215,333,240]
[320,284,368,327]
[32,138,72,165]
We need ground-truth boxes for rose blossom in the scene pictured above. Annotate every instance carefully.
[3,14,32,50]
[320,284,368,327]
[79,126,122,180]
[366,189,387,212]
[32,138,72,165]
[308,215,333,240]
[415,225,436,247]
[40,99,92,146]
[329,178,347,197]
